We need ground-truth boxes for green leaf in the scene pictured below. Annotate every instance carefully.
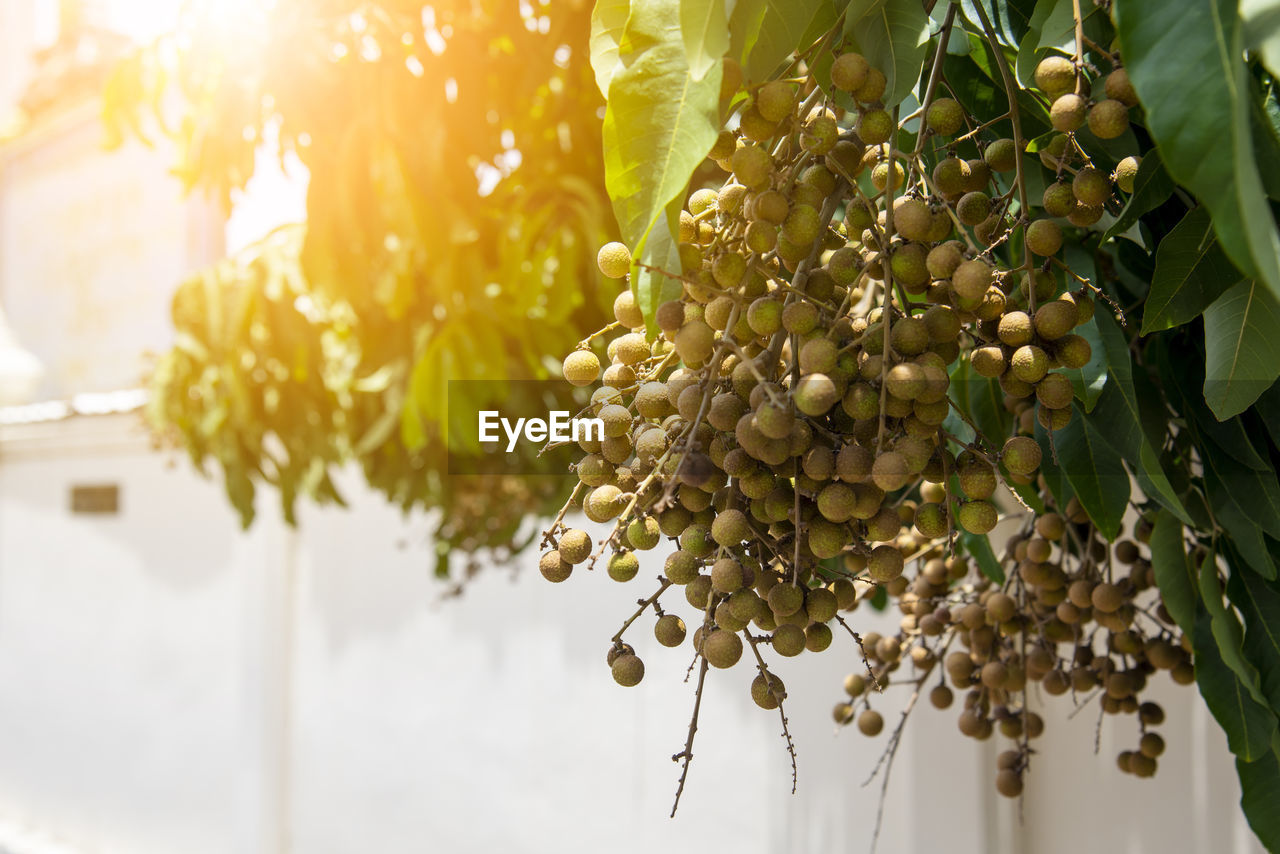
[602,0,725,331]
[1226,561,1280,713]
[1202,442,1280,540]
[1052,405,1130,540]
[1236,748,1280,854]
[1148,510,1195,635]
[681,0,730,79]
[1101,149,1177,243]
[589,0,632,97]
[844,0,933,107]
[1113,0,1280,303]
[959,0,1037,47]
[960,531,1005,583]
[1013,0,1074,88]
[742,0,834,83]
[1200,548,1272,710]
[1203,279,1280,419]
[632,199,686,336]
[1142,206,1243,334]
[950,357,1012,443]
[1194,612,1279,762]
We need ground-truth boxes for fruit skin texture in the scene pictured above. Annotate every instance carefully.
[1035,55,1076,99]
[611,653,645,686]
[597,242,632,278]
[927,98,965,135]
[1088,99,1129,139]
[563,350,601,387]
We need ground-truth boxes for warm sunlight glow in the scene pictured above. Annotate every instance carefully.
[102,0,268,43]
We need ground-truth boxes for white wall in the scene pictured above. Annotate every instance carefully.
[0,414,1265,854]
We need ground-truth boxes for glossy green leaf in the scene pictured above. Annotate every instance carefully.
[1013,0,1074,88]
[1102,149,1177,243]
[1226,561,1280,713]
[1113,0,1280,303]
[844,0,933,107]
[959,0,1037,47]
[1237,747,1280,854]
[1149,510,1195,635]
[741,0,833,83]
[602,0,724,332]
[1194,612,1278,762]
[681,0,730,79]
[1200,548,1272,710]
[1203,279,1280,419]
[1142,207,1243,334]
[1052,406,1130,540]
[1201,441,1280,540]
[590,0,632,96]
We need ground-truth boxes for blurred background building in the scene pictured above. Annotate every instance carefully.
[0,2,1267,853]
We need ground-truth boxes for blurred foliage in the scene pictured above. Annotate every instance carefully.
[106,0,614,575]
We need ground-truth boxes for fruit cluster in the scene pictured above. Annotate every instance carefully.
[541,26,1186,804]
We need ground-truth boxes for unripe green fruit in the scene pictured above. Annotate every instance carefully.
[868,544,905,582]
[952,259,992,301]
[585,484,626,522]
[817,482,858,523]
[831,52,870,92]
[855,67,888,102]
[1035,371,1074,409]
[612,653,645,686]
[703,629,744,668]
[926,98,965,135]
[1034,300,1078,340]
[627,516,662,550]
[871,160,905,192]
[984,138,1017,173]
[782,204,821,246]
[674,319,715,365]
[802,115,839,154]
[1050,93,1087,132]
[998,311,1033,347]
[1105,68,1139,106]
[799,337,838,374]
[768,582,805,617]
[711,508,751,547]
[756,80,797,123]
[858,109,894,145]
[772,623,806,657]
[1034,55,1076,99]
[563,350,601,386]
[1026,219,1063,256]
[956,191,992,226]
[914,501,948,538]
[751,672,786,709]
[731,144,773,188]
[1055,333,1092,369]
[782,301,819,335]
[933,157,971,197]
[957,500,998,534]
[739,106,779,142]
[1001,436,1042,475]
[1087,99,1129,139]
[1010,345,1049,383]
[608,551,640,582]
[597,241,632,278]
[744,220,777,254]
[1115,155,1140,193]
[655,614,687,647]
[795,373,839,416]
[805,623,834,652]
[711,252,747,288]
[665,550,701,584]
[890,243,929,289]
[559,529,592,564]
[1067,202,1105,227]
[894,198,934,241]
[1043,181,1076,218]
[1072,167,1110,206]
[926,242,964,279]
[540,550,572,582]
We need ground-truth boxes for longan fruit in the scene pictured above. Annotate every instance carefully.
[926,98,966,135]
[1087,99,1130,139]
[1115,156,1140,194]
[957,500,998,534]
[751,672,787,709]
[984,138,1017,173]
[1050,93,1087,132]
[858,709,885,736]
[1105,68,1139,106]
[655,614,687,647]
[611,653,645,686]
[540,550,572,583]
[831,52,871,92]
[1026,219,1063,256]
[702,628,744,668]
[597,242,632,279]
[608,551,640,582]
[772,623,807,657]
[563,350,601,386]
[1034,55,1076,99]
[756,80,797,123]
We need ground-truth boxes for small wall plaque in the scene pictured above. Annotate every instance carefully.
[70,484,120,515]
